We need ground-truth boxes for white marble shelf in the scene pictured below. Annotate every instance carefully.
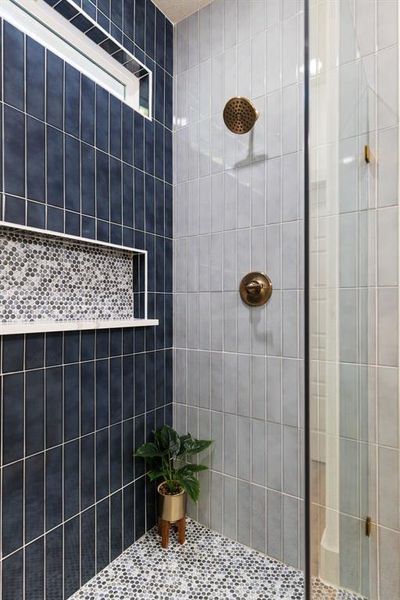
[0,318,159,336]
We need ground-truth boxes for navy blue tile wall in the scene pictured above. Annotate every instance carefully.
[0,1,173,598]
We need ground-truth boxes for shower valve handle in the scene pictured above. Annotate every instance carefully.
[245,280,263,295]
[239,272,273,307]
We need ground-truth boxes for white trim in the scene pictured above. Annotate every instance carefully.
[0,319,159,335]
[1,0,152,118]
[0,220,145,255]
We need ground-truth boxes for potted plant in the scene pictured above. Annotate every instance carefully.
[135,424,212,547]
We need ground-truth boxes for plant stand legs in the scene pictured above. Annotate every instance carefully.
[177,517,186,545]
[160,519,170,548]
[158,518,186,549]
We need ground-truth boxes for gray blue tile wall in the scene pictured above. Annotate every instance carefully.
[173,0,305,569]
[0,1,173,598]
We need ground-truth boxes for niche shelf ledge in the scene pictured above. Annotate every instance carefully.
[0,318,159,336]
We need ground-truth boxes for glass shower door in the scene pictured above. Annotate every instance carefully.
[307,0,399,597]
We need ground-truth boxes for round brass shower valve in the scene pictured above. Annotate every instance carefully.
[239,272,273,307]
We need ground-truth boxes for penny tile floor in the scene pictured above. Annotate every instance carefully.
[70,519,364,600]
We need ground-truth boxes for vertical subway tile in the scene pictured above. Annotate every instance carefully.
[110,96,122,158]
[2,461,23,555]
[135,0,146,49]
[96,428,110,501]
[65,135,81,211]
[25,453,45,543]
[3,334,24,373]
[377,366,399,448]
[26,37,45,119]
[378,127,398,208]
[81,433,95,510]
[3,373,24,464]
[96,151,110,220]
[4,105,25,197]
[378,287,398,367]
[123,483,135,548]
[46,366,63,448]
[237,480,251,546]
[110,423,122,492]
[27,116,45,202]
[81,507,96,585]
[122,103,133,165]
[339,514,361,593]
[283,495,299,568]
[65,64,80,137]
[47,126,64,207]
[81,361,95,435]
[267,490,282,561]
[2,550,23,600]
[135,476,146,539]
[25,368,45,455]
[64,517,80,598]
[47,205,64,232]
[81,75,95,144]
[81,143,95,216]
[25,333,45,370]
[46,51,64,129]
[283,426,299,496]
[4,22,24,110]
[46,446,62,530]
[64,439,80,519]
[378,446,400,530]
[46,332,63,366]
[64,331,80,364]
[25,538,45,600]
[27,200,45,228]
[379,527,400,599]
[134,113,144,170]
[251,484,266,553]
[267,422,282,492]
[96,86,109,152]
[46,526,63,600]
[111,491,123,559]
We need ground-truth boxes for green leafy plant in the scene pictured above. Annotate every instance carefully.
[134,425,213,502]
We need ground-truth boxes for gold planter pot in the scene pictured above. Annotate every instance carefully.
[157,482,187,523]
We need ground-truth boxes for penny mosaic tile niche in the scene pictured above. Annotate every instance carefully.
[0,0,173,597]
[0,227,135,324]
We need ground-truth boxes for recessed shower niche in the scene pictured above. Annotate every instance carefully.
[0,222,158,334]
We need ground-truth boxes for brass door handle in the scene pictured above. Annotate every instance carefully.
[239,272,272,307]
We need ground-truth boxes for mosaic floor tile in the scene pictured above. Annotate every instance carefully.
[70,519,364,600]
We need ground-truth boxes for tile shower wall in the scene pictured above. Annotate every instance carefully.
[0,1,173,598]
[173,0,304,567]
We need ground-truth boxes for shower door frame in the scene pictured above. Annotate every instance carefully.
[303,0,311,599]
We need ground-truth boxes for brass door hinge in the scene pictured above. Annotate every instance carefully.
[365,516,372,537]
[364,145,373,164]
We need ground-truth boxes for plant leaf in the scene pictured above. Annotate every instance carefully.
[176,464,208,477]
[175,474,200,502]
[177,434,192,455]
[134,442,163,459]
[167,427,181,458]
[180,436,213,456]
[147,469,165,482]
[155,425,181,459]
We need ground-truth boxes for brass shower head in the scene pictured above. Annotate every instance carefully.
[223,96,259,134]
